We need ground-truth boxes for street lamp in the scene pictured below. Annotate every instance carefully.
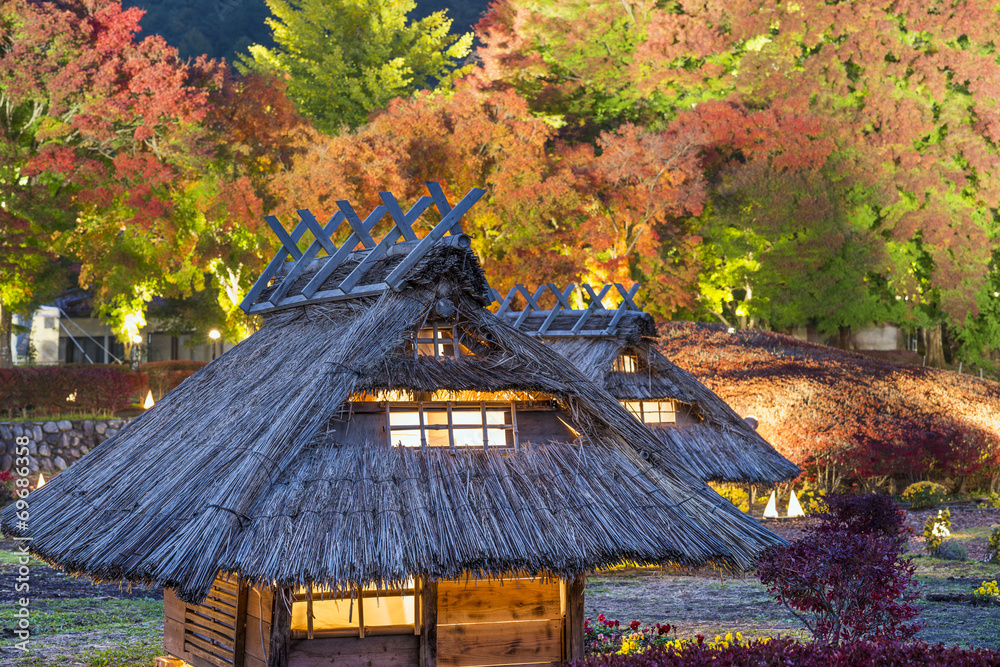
[209,329,221,360]
[130,333,142,369]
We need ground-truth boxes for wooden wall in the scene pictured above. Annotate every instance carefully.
[435,576,569,667]
[164,576,271,667]
[166,574,583,667]
[288,635,419,667]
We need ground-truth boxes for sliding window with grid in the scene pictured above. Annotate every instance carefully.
[405,322,476,359]
[387,401,518,451]
[622,400,676,425]
[290,582,418,639]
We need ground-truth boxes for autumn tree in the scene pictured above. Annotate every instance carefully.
[0,0,222,354]
[568,120,708,316]
[241,0,473,133]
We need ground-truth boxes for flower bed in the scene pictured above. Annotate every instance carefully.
[570,637,1000,666]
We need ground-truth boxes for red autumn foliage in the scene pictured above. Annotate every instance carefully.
[658,323,1000,487]
[0,368,133,416]
[757,494,921,646]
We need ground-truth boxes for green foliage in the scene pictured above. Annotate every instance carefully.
[240,0,473,132]
[934,538,967,562]
[903,482,949,510]
[923,509,952,554]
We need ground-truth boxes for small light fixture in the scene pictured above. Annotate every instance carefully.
[763,491,779,519]
[131,334,142,344]
[37,472,45,488]
[208,329,221,341]
[143,390,155,409]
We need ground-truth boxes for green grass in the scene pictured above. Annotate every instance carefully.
[0,549,46,566]
[0,412,116,423]
[1,598,164,667]
[0,598,163,646]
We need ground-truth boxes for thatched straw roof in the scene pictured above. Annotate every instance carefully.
[495,288,799,486]
[2,235,785,605]
[658,322,1000,487]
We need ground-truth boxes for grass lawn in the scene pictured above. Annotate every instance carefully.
[0,598,164,666]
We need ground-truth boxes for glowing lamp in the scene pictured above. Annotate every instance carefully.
[131,334,143,344]
[763,491,779,519]
[144,390,155,409]
[37,472,45,488]
[208,329,221,340]
[787,490,805,518]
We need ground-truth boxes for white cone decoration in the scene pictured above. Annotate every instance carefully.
[787,490,805,518]
[37,472,46,488]
[763,490,779,518]
[144,390,155,409]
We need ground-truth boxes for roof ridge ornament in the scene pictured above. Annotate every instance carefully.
[491,283,643,337]
[240,182,486,315]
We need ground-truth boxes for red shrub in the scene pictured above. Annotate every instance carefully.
[820,493,908,541]
[756,495,921,647]
[0,368,133,415]
[569,638,1000,666]
[139,360,207,398]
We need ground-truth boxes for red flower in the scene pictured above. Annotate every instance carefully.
[630,620,641,630]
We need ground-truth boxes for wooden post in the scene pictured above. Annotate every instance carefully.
[420,580,438,667]
[234,578,250,667]
[267,587,291,667]
[564,575,585,662]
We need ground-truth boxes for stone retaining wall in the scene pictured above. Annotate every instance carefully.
[0,419,129,474]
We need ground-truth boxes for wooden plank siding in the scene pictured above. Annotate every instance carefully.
[165,577,273,667]
[436,619,562,667]
[436,577,564,667]
[288,635,420,667]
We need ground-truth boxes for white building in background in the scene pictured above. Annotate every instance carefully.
[13,290,233,366]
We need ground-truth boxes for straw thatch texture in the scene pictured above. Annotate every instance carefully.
[542,321,800,485]
[2,244,784,604]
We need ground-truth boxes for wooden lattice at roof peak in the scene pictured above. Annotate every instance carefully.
[240,181,486,315]
[492,282,644,337]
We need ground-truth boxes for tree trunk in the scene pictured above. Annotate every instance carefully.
[924,324,946,368]
[0,297,13,369]
[837,325,853,351]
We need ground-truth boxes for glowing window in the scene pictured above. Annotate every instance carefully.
[614,354,638,372]
[405,323,475,359]
[388,402,516,450]
[291,582,416,639]
[622,400,676,425]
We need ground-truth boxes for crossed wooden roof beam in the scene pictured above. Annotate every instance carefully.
[491,283,642,337]
[240,182,485,315]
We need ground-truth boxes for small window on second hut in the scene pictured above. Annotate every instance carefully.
[405,322,475,359]
[623,400,677,425]
[388,402,516,450]
[291,582,416,639]
[614,354,639,372]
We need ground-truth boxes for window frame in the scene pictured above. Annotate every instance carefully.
[622,400,677,425]
[386,400,520,452]
[291,583,419,640]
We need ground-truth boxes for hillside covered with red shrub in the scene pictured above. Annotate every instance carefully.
[659,323,1000,493]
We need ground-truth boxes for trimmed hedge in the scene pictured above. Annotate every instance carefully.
[571,638,1000,666]
[0,367,133,415]
[139,360,207,398]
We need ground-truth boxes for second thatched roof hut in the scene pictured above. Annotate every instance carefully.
[494,284,800,486]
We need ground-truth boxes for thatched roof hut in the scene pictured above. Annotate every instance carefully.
[493,284,800,486]
[3,186,783,667]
